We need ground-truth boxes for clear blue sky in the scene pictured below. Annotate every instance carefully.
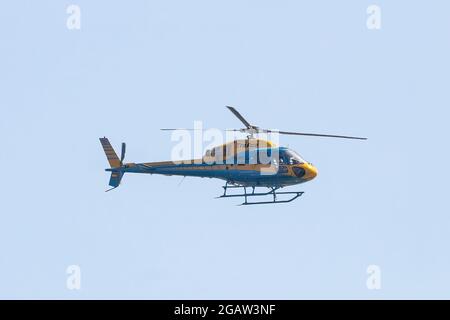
[1,0,449,299]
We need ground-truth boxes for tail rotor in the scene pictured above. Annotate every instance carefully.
[120,142,126,165]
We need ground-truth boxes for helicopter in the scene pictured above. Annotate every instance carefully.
[100,106,366,205]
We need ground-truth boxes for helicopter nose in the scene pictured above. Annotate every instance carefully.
[305,164,318,180]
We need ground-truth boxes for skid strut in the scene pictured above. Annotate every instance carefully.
[218,182,304,205]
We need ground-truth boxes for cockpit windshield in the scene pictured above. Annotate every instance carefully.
[279,149,306,165]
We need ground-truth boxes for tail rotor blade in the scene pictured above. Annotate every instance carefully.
[120,142,126,163]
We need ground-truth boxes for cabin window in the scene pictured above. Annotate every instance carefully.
[292,166,306,178]
[257,148,272,165]
[278,149,305,165]
[249,151,257,164]
[236,151,245,165]
[236,149,274,165]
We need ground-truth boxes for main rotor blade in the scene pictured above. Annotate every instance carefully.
[226,106,252,129]
[273,130,367,140]
[160,128,204,131]
[227,128,366,140]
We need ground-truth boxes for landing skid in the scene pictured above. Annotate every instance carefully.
[217,182,304,205]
